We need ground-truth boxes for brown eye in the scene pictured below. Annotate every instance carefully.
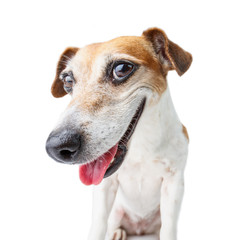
[112,62,135,83]
[61,73,75,93]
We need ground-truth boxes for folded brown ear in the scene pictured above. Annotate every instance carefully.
[51,47,79,98]
[142,28,192,76]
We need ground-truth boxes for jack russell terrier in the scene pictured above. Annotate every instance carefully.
[46,27,192,240]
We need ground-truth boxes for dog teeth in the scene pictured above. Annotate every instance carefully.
[110,158,115,165]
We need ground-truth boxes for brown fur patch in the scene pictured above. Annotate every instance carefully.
[105,36,161,71]
[51,47,79,98]
[182,125,189,141]
[98,36,167,95]
[64,36,168,112]
[167,39,193,76]
[143,27,192,76]
[52,29,191,114]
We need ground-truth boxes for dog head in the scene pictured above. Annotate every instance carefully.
[45,28,192,185]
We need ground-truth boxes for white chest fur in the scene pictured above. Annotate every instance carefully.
[106,88,188,236]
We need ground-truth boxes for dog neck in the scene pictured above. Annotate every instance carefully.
[126,85,181,162]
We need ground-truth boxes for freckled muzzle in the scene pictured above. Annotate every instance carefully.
[45,98,146,185]
[46,129,82,164]
[103,98,146,178]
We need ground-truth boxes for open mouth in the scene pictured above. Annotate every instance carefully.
[79,98,146,185]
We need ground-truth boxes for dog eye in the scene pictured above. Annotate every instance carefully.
[62,74,74,93]
[112,62,135,83]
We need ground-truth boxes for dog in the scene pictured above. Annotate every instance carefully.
[46,27,192,240]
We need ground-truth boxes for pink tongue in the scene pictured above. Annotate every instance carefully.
[79,144,118,185]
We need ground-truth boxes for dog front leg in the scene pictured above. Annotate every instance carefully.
[159,172,184,240]
[88,177,119,240]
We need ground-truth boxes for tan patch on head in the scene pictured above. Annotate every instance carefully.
[105,36,161,70]
[98,36,167,94]
[64,34,169,113]
[182,125,189,142]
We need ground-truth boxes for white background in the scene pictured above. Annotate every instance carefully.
[0,0,251,240]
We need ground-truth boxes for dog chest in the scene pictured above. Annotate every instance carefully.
[116,158,169,213]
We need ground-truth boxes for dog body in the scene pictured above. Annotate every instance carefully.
[46,28,192,240]
[92,89,188,240]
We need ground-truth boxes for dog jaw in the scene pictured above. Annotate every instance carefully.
[48,28,192,185]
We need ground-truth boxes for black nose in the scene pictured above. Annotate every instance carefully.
[46,129,81,164]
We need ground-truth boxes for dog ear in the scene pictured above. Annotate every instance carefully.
[51,47,79,98]
[142,28,192,76]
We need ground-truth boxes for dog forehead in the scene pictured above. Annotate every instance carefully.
[72,43,101,68]
[102,36,156,61]
[74,36,160,71]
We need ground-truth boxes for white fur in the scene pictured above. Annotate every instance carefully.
[88,87,188,240]
[54,45,189,240]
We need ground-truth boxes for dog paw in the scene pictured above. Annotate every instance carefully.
[112,228,127,240]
